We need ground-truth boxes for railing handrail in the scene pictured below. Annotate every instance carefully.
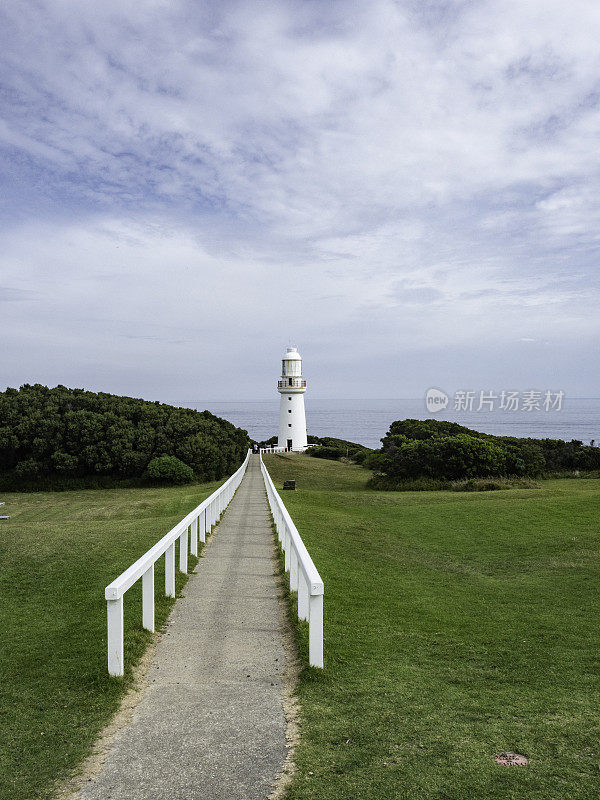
[260,452,324,667]
[105,517,188,600]
[105,456,249,600]
[261,461,323,593]
[260,446,289,453]
[105,449,251,676]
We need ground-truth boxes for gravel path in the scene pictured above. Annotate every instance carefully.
[79,455,288,800]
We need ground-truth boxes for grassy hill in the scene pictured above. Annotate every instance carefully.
[5,450,599,800]
[264,453,600,800]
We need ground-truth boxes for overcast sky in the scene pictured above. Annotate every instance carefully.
[1,0,599,402]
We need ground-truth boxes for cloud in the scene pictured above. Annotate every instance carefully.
[0,0,599,397]
[0,286,39,302]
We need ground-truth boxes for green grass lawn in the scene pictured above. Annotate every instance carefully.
[0,480,223,800]
[264,453,600,800]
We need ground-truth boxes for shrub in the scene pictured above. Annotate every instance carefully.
[369,419,600,487]
[309,436,371,453]
[367,474,541,492]
[143,455,194,485]
[14,458,40,479]
[51,450,79,475]
[0,384,250,488]
[378,434,506,481]
[308,445,344,460]
[574,445,600,471]
[364,451,392,473]
[500,439,545,476]
[367,474,448,491]
[351,448,368,465]
[258,435,278,448]
[384,418,483,442]
[450,477,541,492]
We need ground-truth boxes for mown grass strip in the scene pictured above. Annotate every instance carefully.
[0,480,223,800]
[264,453,600,800]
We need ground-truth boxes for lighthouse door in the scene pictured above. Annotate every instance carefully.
[287,439,293,451]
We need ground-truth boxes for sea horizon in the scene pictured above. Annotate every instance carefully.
[182,397,600,450]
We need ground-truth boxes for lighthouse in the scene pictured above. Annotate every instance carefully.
[277,346,308,451]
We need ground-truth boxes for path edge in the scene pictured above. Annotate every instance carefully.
[268,515,302,800]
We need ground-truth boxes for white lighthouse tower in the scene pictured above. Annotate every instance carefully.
[277,346,308,451]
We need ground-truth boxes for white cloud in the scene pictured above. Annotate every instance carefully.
[0,0,599,396]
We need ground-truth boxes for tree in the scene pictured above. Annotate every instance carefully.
[0,385,250,486]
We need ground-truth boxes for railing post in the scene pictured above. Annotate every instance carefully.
[298,573,309,621]
[191,517,198,557]
[180,527,188,573]
[107,597,124,677]
[142,564,154,632]
[200,508,206,542]
[284,528,291,572]
[165,542,175,597]
[290,548,299,591]
[309,593,324,668]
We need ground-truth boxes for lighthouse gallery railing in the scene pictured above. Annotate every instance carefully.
[104,450,251,676]
[277,378,306,389]
[260,452,324,668]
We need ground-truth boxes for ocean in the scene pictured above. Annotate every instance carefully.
[185,397,600,449]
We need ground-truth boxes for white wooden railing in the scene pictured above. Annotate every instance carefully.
[260,453,324,668]
[260,446,314,454]
[105,450,251,676]
[260,446,289,454]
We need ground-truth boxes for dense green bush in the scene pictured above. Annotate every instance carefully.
[367,473,541,492]
[257,434,372,463]
[501,438,546,476]
[367,474,449,491]
[450,477,541,492]
[367,434,506,481]
[258,435,278,448]
[0,384,250,488]
[351,448,368,465]
[307,436,371,463]
[536,437,600,471]
[383,419,481,442]
[309,445,345,460]
[368,418,600,487]
[143,455,195,485]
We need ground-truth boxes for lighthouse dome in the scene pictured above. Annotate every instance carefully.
[282,346,302,360]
